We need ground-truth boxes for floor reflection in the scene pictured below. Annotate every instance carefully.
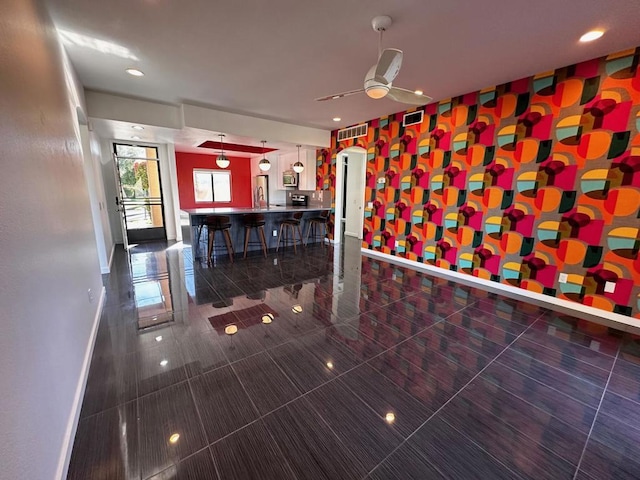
[69,237,636,480]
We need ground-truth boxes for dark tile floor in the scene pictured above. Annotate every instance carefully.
[68,238,640,480]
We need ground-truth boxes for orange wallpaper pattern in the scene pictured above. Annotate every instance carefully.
[317,48,640,319]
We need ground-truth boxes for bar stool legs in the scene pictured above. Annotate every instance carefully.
[242,213,268,259]
[276,212,304,253]
[305,211,329,247]
[205,216,234,265]
[243,223,268,258]
[276,222,304,253]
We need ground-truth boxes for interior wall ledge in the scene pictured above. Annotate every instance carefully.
[363,248,640,335]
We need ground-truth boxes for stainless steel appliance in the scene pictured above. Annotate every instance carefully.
[254,175,269,208]
[291,194,308,207]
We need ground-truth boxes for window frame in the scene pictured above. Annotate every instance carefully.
[193,169,232,203]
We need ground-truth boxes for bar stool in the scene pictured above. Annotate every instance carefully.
[305,210,329,247]
[276,212,304,253]
[242,213,268,258]
[206,215,234,264]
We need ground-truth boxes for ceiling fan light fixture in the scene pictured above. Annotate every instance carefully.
[364,72,390,99]
[293,145,304,173]
[414,89,424,96]
[258,140,271,171]
[216,134,230,168]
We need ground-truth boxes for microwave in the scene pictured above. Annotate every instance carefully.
[282,170,297,187]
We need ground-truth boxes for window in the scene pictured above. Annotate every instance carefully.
[194,169,231,203]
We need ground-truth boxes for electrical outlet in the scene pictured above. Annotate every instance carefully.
[87,288,94,303]
[377,177,386,184]
[558,273,568,283]
[272,229,278,237]
[604,281,616,293]
[367,202,373,208]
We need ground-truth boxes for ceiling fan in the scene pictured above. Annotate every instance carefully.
[315,15,432,106]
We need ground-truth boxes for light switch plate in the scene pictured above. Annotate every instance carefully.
[367,202,373,208]
[604,281,616,293]
[558,273,568,284]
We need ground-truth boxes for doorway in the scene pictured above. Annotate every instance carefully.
[114,143,167,244]
[334,147,366,242]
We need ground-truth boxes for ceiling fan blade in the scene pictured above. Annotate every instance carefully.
[374,48,403,83]
[387,86,432,106]
[315,89,365,101]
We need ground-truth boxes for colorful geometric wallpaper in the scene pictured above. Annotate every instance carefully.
[316,47,640,319]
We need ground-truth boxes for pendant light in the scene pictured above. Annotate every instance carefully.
[258,140,271,171]
[293,145,304,173]
[216,134,230,168]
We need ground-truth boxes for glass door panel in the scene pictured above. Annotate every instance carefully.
[114,144,166,243]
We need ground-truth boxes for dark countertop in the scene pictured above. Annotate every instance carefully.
[182,206,327,216]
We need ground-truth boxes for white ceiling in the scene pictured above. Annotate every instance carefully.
[47,0,640,148]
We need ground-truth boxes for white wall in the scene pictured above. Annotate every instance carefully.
[0,1,104,479]
[90,131,114,268]
[99,138,124,244]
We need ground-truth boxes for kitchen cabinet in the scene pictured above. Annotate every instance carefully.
[276,148,316,190]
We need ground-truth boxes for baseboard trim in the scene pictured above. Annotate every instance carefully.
[101,243,116,274]
[56,286,106,480]
[362,248,640,335]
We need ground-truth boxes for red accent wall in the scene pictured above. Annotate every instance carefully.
[176,151,252,209]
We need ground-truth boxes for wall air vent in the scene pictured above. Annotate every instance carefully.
[337,123,368,142]
[403,110,424,127]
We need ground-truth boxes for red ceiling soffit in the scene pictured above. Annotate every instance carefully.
[198,141,278,154]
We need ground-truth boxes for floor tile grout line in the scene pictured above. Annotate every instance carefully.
[477,368,597,434]
[364,310,548,478]
[508,333,617,370]
[225,354,263,420]
[492,344,613,391]
[440,373,585,470]
[140,445,212,480]
[572,338,622,479]
[186,376,213,448]
[196,301,472,451]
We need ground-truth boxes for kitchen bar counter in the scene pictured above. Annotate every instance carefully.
[182,205,325,215]
[181,206,329,259]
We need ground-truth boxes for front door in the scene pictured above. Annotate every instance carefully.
[114,143,167,244]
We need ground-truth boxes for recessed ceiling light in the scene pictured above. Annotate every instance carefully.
[131,135,141,140]
[326,361,334,369]
[292,305,303,314]
[160,359,168,367]
[414,90,424,96]
[385,412,396,423]
[125,68,144,77]
[332,117,341,122]
[580,30,604,42]
[169,433,180,444]
[132,125,144,130]
[225,324,238,335]
[261,313,274,324]
[155,335,163,342]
